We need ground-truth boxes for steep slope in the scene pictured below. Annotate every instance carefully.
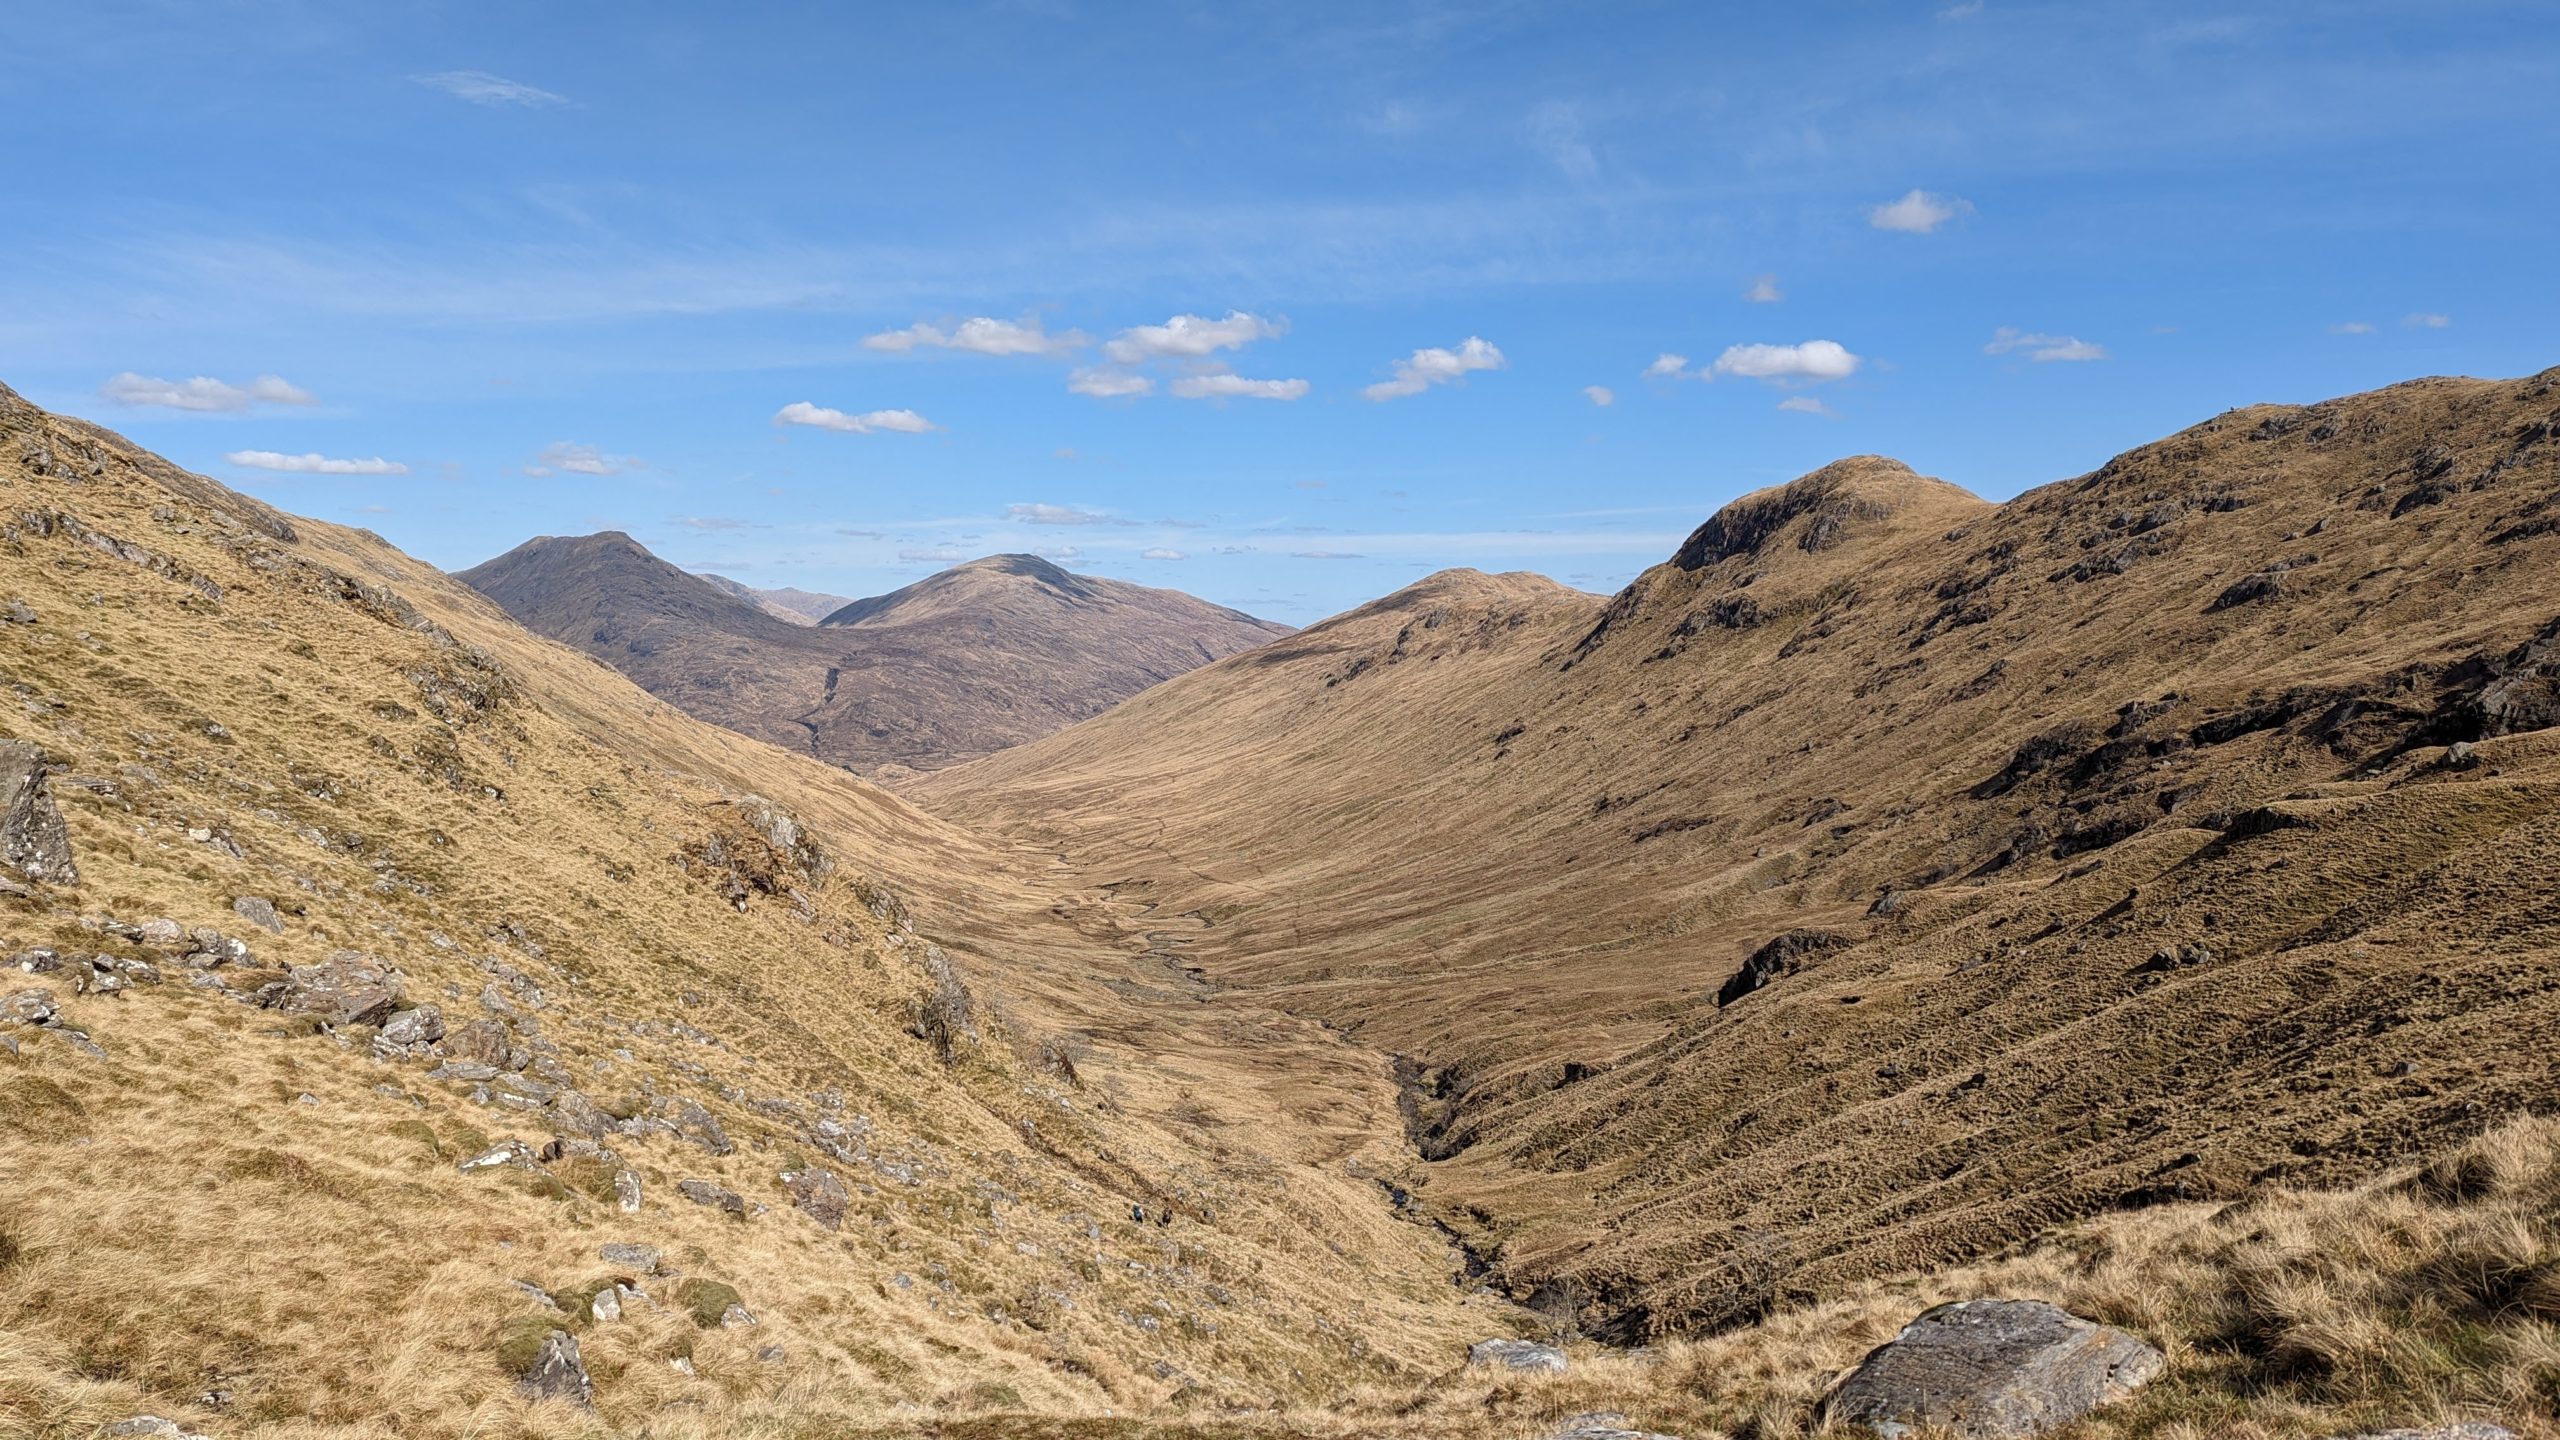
[919,372,2560,1339]
[696,572,852,625]
[458,537,1290,779]
[0,381,1508,1437]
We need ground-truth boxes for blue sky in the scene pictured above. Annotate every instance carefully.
[5,1,2553,622]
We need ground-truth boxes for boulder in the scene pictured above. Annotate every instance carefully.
[663,1096,733,1155]
[549,1089,612,1139]
[1546,1416,1683,1440]
[783,1166,851,1230]
[599,1242,662,1274]
[2332,1428,2516,1440]
[613,1168,644,1213]
[102,1420,211,1440]
[444,1016,516,1068]
[2,987,60,1027]
[232,894,285,932]
[1823,1298,2163,1439]
[0,741,77,885]
[269,952,403,1027]
[1468,1338,1568,1374]
[378,1003,444,1049]
[677,1178,745,1217]
[517,1328,592,1407]
[458,1140,540,1174]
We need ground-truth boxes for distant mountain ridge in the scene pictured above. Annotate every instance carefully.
[456,533,1290,777]
[695,571,852,625]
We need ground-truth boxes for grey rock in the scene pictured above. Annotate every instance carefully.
[443,1016,515,1067]
[1468,1338,1568,1374]
[3,597,33,625]
[1546,1415,1683,1440]
[549,1089,612,1139]
[459,1140,539,1174]
[783,1166,850,1231]
[232,895,285,932]
[517,1328,592,1407]
[427,1060,499,1083]
[0,741,78,886]
[721,1302,758,1328]
[271,951,403,1027]
[676,1178,745,1217]
[12,948,60,973]
[613,1168,644,1213]
[2,987,61,1027]
[1823,1298,2164,1439]
[378,1003,444,1048]
[588,1285,623,1323]
[663,1096,734,1155]
[599,1242,661,1274]
[2332,1428,2517,1440]
[136,917,185,947]
[103,1420,210,1440]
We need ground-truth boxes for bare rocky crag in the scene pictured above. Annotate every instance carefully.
[458,531,1290,780]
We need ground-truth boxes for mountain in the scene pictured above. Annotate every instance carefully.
[918,370,2560,1338]
[694,571,852,625]
[9,372,2560,1439]
[456,534,1291,778]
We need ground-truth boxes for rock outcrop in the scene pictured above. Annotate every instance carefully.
[1468,1338,1568,1374]
[0,740,77,885]
[1823,1299,2163,1438]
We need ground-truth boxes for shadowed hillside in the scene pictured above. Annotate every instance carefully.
[458,534,1290,780]
[920,370,2560,1339]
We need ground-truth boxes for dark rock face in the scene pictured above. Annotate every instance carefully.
[1717,929,1855,1008]
[0,741,77,885]
[783,1166,850,1230]
[1823,1299,2163,1438]
[516,1329,592,1407]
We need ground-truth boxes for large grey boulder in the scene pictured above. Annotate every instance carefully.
[677,1178,746,1217]
[517,1328,592,1406]
[1468,1337,1568,1374]
[1546,1414,1682,1440]
[1823,1299,2163,1438]
[0,741,77,885]
[267,951,404,1027]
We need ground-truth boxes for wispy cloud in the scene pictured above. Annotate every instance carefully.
[1582,385,1615,407]
[1068,367,1153,398]
[223,449,405,475]
[1743,275,1783,304]
[1985,327,2107,362]
[898,545,967,563]
[774,401,939,434]
[523,441,638,477]
[1712,339,1861,381]
[1291,550,1367,560]
[2329,321,2376,335]
[671,515,758,531]
[1937,1,1985,20]
[1365,336,1504,401]
[1104,311,1282,363]
[101,372,315,412]
[1644,353,1694,380]
[414,71,568,108]
[1527,100,1598,181]
[1170,368,1309,401]
[1142,547,1187,560]
[1777,396,1838,417]
[862,315,1084,356]
[1005,503,1132,526]
[2404,311,2452,329]
[1868,189,1972,234]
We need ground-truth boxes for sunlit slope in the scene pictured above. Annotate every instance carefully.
[0,380,1502,1437]
[920,371,2560,1336]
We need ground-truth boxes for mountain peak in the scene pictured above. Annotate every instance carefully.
[1672,456,1986,572]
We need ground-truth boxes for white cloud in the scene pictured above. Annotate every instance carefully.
[862,315,1084,356]
[1033,545,1082,561]
[523,441,638,477]
[1868,189,1972,234]
[1985,327,2107,362]
[1777,396,1838,417]
[1743,274,1784,304]
[1527,101,1598,181]
[1937,0,1985,19]
[415,71,567,108]
[1711,340,1861,382]
[223,450,407,475]
[1292,550,1366,560]
[1142,547,1187,560]
[101,372,316,412]
[1170,369,1310,401]
[899,545,967,563]
[1005,503,1130,526]
[1365,336,1505,401]
[2330,321,2376,335]
[1644,353,1693,380]
[1582,385,1615,407]
[1103,311,1282,363]
[2405,312,2452,329]
[1068,367,1153,398]
[773,401,939,434]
